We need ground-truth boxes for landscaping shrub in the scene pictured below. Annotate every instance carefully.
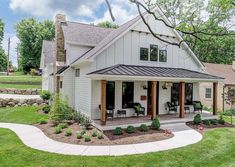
[39,118,47,124]
[92,130,98,137]
[77,132,83,139]
[97,132,104,139]
[50,94,74,124]
[126,126,135,133]
[113,127,123,135]
[80,115,92,130]
[210,119,218,125]
[65,129,72,136]
[151,118,160,130]
[139,124,149,132]
[30,68,38,77]
[83,134,91,142]
[58,123,68,129]
[54,126,62,134]
[80,130,86,135]
[202,119,210,126]
[193,114,202,125]
[40,90,51,101]
[42,105,50,113]
[218,115,225,125]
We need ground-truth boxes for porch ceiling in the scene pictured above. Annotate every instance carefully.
[88,64,224,82]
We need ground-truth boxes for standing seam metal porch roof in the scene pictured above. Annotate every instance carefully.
[88,64,223,80]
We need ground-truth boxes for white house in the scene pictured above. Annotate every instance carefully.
[41,8,223,125]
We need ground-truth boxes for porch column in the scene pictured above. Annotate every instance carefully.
[213,82,218,115]
[100,80,107,125]
[179,82,185,118]
[151,81,157,119]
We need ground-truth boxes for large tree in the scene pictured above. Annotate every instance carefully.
[16,19,55,73]
[0,18,7,72]
[97,21,119,29]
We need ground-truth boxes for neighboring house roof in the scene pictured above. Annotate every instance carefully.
[62,21,113,46]
[88,64,223,81]
[41,40,55,68]
[204,63,235,85]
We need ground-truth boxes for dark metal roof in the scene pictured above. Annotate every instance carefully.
[56,66,70,74]
[88,64,224,80]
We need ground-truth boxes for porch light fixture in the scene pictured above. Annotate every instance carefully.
[142,85,148,90]
[162,82,173,90]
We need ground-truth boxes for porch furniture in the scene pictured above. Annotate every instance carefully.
[133,103,145,117]
[117,110,127,118]
[193,101,203,114]
[166,102,177,114]
[99,105,114,120]
[184,106,190,114]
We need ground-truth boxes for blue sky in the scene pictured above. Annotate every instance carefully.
[0,0,138,67]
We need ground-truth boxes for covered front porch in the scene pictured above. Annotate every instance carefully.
[88,65,223,126]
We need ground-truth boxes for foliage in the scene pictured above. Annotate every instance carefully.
[203,106,212,112]
[97,21,119,29]
[30,68,37,77]
[38,118,47,124]
[50,94,74,124]
[113,127,123,135]
[139,124,149,132]
[0,19,7,72]
[193,114,202,125]
[83,134,91,142]
[97,132,104,139]
[151,118,161,130]
[58,123,68,129]
[65,129,72,136]
[76,132,83,139]
[42,105,50,114]
[202,119,211,126]
[92,130,98,137]
[16,19,54,73]
[209,119,218,125]
[75,111,92,130]
[218,115,225,125]
[222,109,235,116]
[126,126,135,133]
[54,126,62,134]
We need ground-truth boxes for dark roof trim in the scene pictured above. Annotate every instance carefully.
[88,64,224,80]
[56,66,70,74]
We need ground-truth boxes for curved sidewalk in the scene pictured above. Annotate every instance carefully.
[0,123,202,156]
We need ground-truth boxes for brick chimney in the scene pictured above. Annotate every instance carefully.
[55,14,66,63]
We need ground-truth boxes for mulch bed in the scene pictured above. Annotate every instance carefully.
[186,121,235,134]
[35,122,173,146]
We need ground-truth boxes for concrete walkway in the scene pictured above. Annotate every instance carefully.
[0,123,202,156]
[0,94,40,99]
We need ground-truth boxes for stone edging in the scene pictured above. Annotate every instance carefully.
[0,88,41,95]
[0,123,203,156]
[0,98,45,107]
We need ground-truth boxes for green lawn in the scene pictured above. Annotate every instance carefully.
[0,107,48,124]
[0,107,234,166]
[224,116,235,124]
[0,83,41,89]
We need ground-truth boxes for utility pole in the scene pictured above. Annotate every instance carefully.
[7,37,10,76]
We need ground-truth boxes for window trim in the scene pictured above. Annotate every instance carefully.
[106,81,115,110]
[150,44,158,62]
[122,82,134,109]
[140,47,149,61]
[205,88,212,99]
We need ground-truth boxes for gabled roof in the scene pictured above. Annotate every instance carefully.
[204,63,235,85]
[40,40,54,67]
[62,22,113,46]
[88,64,223,81]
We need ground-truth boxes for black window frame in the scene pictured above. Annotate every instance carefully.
[150,44,158,61]
[122,82,134,108]
[60,81,63,89]
[171,83,193,105]
[140,47,149,61]
[106,81,115,110]
[159,50,167,62]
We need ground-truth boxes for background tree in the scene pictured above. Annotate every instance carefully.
[97,21,119,29]
[16,19,54,73]
[0,18,7,72]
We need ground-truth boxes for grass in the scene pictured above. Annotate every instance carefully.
[0,74,41,89]
[0,107,234,166]
[0,106,48,125]
[224,116,235,124]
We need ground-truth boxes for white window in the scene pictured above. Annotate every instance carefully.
[75,69,80,77]
[205,88,212,99]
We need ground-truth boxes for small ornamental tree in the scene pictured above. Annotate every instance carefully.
[193,114,202,125]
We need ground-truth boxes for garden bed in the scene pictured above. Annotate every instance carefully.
[35,122,173,145]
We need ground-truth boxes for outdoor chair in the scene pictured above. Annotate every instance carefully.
[133,103,145,117]
[166,101,177,114]
[193,101,203,114]
[98,105,114,120]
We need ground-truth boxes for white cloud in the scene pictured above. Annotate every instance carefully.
[2,34,19,67]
